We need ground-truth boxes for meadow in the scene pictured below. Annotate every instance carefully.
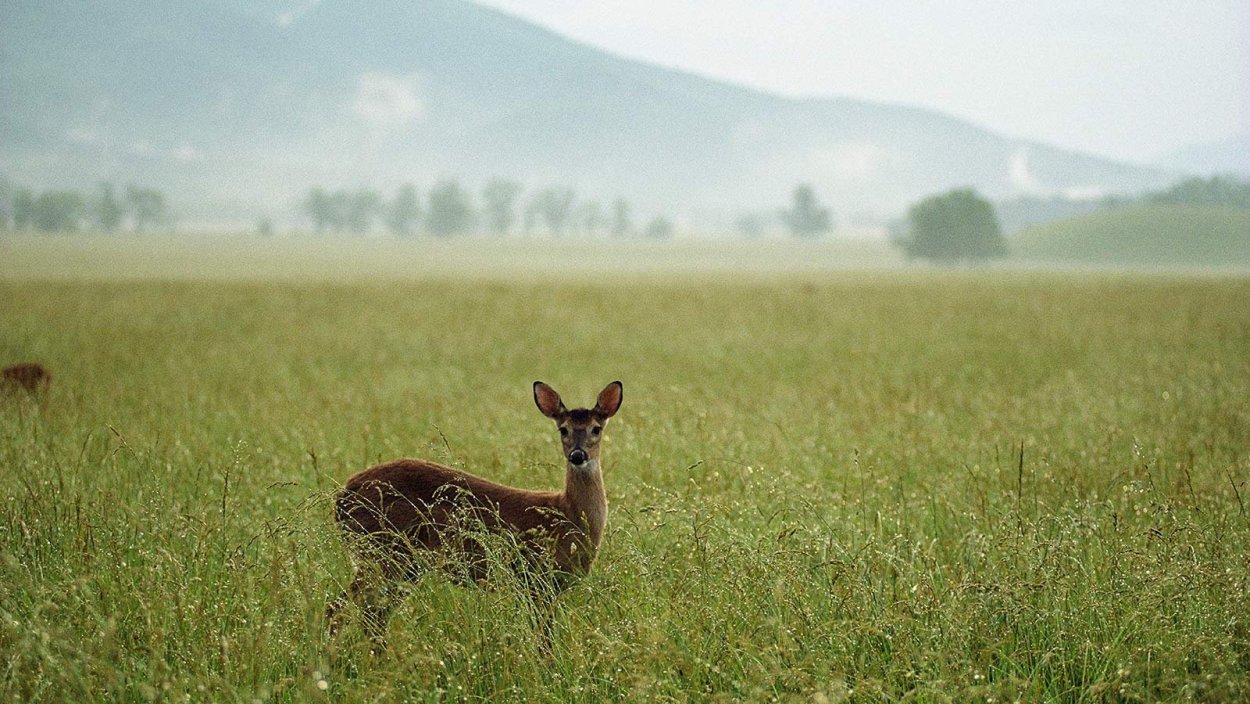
[2,236,1249,702]
[1011,204,1250,270]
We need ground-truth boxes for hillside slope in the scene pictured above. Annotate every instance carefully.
[1011,205,1250,268]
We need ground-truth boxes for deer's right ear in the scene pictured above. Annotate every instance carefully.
[533,381,567,418]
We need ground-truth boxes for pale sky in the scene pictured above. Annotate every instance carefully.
[475,0,1250,165]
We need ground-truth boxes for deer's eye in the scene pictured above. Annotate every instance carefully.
[591,426,602,436]
[559,427,569,437]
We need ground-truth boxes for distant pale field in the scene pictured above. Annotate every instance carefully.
[2,237,1249,702]
[1,234,903,281]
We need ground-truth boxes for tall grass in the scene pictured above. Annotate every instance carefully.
[2,272,1248,702]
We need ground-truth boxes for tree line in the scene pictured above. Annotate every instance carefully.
[303,179,673,238]
[0,180,170,234]
[729,184,837,239]
[0,174,846,240]
[304,180,846,239]
[1145,175,1250,209]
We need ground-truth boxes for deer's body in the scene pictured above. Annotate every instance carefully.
[327,381,622,643]
[335,456,606,579]
[1,363,51,393]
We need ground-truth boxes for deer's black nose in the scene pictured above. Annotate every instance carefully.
[568,449,587,466]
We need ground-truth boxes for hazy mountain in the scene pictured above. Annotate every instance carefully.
[0,0,1176,225]
[1156,136,1250,178]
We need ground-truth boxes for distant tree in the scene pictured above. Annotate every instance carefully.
[94,182,124,233]
[32,190,85,232]
[256,218,275,237]
[12,189,35,231]
[126,185,168,233]
[781,184,833,238]
[610,198,632,238]
[0,178,12,231]
[533,187,576,236]
[735,213,764,239]
[481,179,522,236]
[575,200,604,237]
[344,189,381,234]
[644,216,673,239]
[898,187,1006,262]
[305,187,336,234]
[426,179,473,237]
[385,183,420,236]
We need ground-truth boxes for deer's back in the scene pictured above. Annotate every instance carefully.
[336,458,565,544]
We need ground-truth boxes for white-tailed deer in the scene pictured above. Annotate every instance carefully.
[327,380,623,643]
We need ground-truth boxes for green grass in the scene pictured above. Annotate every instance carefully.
[1011,204,1250,269]
[2,238,1249,702]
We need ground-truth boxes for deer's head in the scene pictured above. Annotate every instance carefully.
[533,381,623,470]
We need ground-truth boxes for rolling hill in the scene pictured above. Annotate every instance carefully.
[1011,205,1250,268]
[0,0,1176,224]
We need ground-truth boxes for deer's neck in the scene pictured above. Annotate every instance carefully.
[563,460,607,549]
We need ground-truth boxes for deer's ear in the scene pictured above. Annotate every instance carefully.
[594,381,623,418]
[533,381,567,418]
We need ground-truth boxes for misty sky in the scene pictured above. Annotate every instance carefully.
[476,0,1249,166]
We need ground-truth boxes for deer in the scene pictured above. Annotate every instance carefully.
[326,380,623,645]
[1,363,51,394]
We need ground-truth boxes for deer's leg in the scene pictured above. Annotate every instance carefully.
[532,592,563,657]
[326,568,373,637]
[325,586,349,636]
[326,563,403,650]
[359,581,400,652]
[521,573,566,655]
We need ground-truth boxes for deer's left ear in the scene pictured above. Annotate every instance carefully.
[594,381,623,418]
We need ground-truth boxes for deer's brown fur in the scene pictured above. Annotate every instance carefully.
[1,363,51,393]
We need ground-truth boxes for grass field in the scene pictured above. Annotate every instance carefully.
[2,237,1249,702]
[1012,205,1250,269]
